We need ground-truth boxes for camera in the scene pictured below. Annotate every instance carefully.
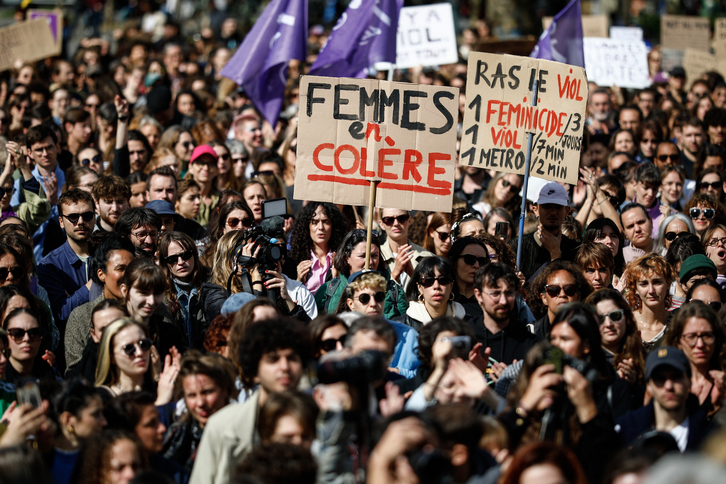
[542,346,598,382]
[316,350,388,386]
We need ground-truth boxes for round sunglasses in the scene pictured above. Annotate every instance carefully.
[690,208,715,220]
[120,338,152,357]
[356,292,385,305]
[598,309,625,324]
[419,275,453,287]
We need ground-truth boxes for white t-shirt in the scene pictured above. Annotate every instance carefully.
[284,274,319,319]
[670,417,689,452]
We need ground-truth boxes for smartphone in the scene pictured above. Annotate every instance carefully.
[542,346,564,374]
[442,336,471,354]
[262,198,288,219]
[494,221,510,239]
[16,381,42,409]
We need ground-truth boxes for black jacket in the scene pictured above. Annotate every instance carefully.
[65,340,98,383]
[508,232,580,283]
[162,417,203,475]
[168,282,226,349]
[467,316,540,365]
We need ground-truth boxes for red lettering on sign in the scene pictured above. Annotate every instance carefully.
[359,147,375,177]
[403,150,423,182]
[378,148,400,180]
[427,153,451,189]
[334,145,359,174]
[313,143,334,172]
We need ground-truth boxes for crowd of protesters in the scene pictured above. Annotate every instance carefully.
[0,3,725,484]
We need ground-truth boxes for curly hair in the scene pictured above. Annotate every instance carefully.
[211,230,247,292]
[417,316,476,370]
[684,192,726,227]
[71,429,147,484]
[528,261,592,319]
[289,203,346,266]
[665,301,726,373]
[623,253,673,311]
[229,298,278,379]
[476,232,516,269]
[203,313,233,355]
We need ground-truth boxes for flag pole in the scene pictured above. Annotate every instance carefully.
[365,180,379,270]
[516,79,539,272]
[387,65,395,81]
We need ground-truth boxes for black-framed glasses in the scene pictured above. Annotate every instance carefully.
[419,275,453,287]
[598,309,625,324]
[461,254,488,267]
[657,154,679,162]
[181,141,195,150]
[120,338,152,357]
[131,230,159,241]
[544,284,578,297]
[501,178,521,194]
[0,266,23,280]
[7,327,42,342]
[163,250,193,265]
[218,153,231,161]
[380,214,410,226]
[357,292,385,305]
[680,332,715,347]
[252,170,276,178]
[0,186,15,199]
[700,181,722,191]
[707,237,726,247]
[665,231,690,241]
[62,211,94,224]
[690,208,715,219]
[81,155,101,166]
[434,230,451,242]
[320,336,346,352]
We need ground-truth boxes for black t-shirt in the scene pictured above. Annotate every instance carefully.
[509,231,581,283]
[467,316,540,365]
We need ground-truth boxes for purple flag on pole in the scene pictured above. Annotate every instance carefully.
[220,0,307,125]
[530,0,584,68]
[310,0,403,78]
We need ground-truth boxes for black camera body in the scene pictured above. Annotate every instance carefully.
[542,346,598,382]
[316,350,388,386]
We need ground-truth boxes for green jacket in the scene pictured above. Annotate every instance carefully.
[314,271,408,319]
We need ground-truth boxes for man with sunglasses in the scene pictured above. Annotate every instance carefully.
[38,189,98,329]
[378,208,434,288]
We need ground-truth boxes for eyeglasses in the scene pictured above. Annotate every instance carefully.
[163,250,194,265]
[461,254,488,267]
[0,186,15,199]
[696,300,723,311]
[501,178,521,195]
[700,181,722,191]
[320,336,346,352]
[0,266,23,280]
[606,194,620,207]
[85,103,99,109]
[227,217,253,229]
[680,332,715,347]
[218,153,231,160]
[665,231,690,241]
[81,155,101,166]
[657,154,680,162]
[380,214,410,226]
[131,230,159,241]
[356,291,385,305]
[434,230,451,242]
[181,141,195,150]
[120,338,152,357]
[707,237,726,247]
[419,275,453,287]
[7,327,42,342]
[252,170,276,178]
[690,208,715,220]
[62,211,94,224]
[544,284,578,297]
[598,309,625,324]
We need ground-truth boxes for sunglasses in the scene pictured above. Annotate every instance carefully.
[85,103,99,108]
[120,338,152,357]
[501,178,521,194]
[233,156,250,164]
[0,266,24,280]
[356,291,385,305]
[665,231,690,241]
[703,301,723,311]
[163,250,194,265]
[218,153,231,160]
[81,155,101,166]
[700,181,721,191]
[7,327,42,342]
[381,214,410,225]
[598,309,625,324]
[320,336,346,352]
[461,254,488,267]
[62,211,94,224]
[544,284,578,297]
[690,208,715,219]
[227,217,253,229]
[419,275,453,287]
[181,141,195,150]
[434,230,451,242]
[253,170,276,178]
[657,154,679,162]
[0,186,15,199]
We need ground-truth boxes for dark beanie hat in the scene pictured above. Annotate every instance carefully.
[146,86,172,114]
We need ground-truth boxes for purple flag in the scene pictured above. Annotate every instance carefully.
[310,0,403,78]
[220,0,307,125]
[530,0,584,68]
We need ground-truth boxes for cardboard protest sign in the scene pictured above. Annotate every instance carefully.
[583,38,649,89]
[294,76,459,212]
[28,9,63,57]
[661,15,710,52]
[543,14,608,38]
[395,3,458,69]
[459,52,588,185]
[609,26,642,42]
[660,48,685,73]
[0,19,57,72]
[682,49,717,85]
[715,18,726,60]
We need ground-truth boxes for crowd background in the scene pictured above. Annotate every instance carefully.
[0,1,726,484]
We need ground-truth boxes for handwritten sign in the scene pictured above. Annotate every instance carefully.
[661,48,685,73]
[294,76,459,212]
[681,48,726,87]
[28,10,62,57]
[583,38,649,89]
[0,19,57,72]
[715,19,726,60]
[610,26,643,42]
[543,14,608,38]
[395,3,458,69]
[661,15,710,52]
[459,52,588,185]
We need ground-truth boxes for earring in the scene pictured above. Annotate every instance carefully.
[418,294,424,302]
[67,425,74,435]
[449,292,455,302]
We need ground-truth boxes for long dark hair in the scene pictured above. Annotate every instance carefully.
[405,256,455,302]
[158,232,210,318]
[333,230,382,276]
[665,301,726,372]
[583,218,626,276]
[289,202,347,265]
[201,200,253,267]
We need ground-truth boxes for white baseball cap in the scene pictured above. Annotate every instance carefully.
[535,181,570,206]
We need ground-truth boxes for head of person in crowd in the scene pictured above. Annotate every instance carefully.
[654,141,681,170]
[203,313,233,358]
[660,165,686,211]
[655,212,696,255]
[608,151,635,173]
[258,391,318,449]
[188,144,219,190]
[227,297,279,381]
[451,213,486,241]
[685,193,726,238]
[25,124,58,172]
[146,166,177,205]
[90,299,129,345]
[584,289,644,384]
[609,129,637,156]
[642,346,693,435]
[76,146,104,174]
[665,234,706,287]
[289,202,346,273]
[63,107,92,152]
[533,180,570,232]
[137,116,163,152]
[620,203,653,251]
[344,316,397,367]
[159,126,195,166]
[158,231,208,311]
[500,442,588,484]
[666,301,726,380]
[93,175,132,232]
[126,130,152,174]
[686,278,725,312]
[2,307,43,381]
[703,107,726,146]
[58,188,96,246]
[483,207,515,243]
[589,88,613,123]
[237,317,311,406]
[693,94,715,121]
[701,144,725,173]
[175,177,201,221]
[378,207,414,245]
[478,233,516,270]
[173,350,236,429]
[242,179,267,223]
[72,429,147,484]
[530,261,592,326]
[210,230,250,294]
[64,165,99,194]
[0,243,30,290]
[613,159,639,201]
[95,318,155,394]
[701,223,726,277]
[49,378,107,452]
[104,391,166,456]
[126,172,148,209]
[405,256,459,322]
[481,172,523,212]
[333,229,382,277]
[90,236,136,302]
[145,200,175,233]
[680,253,718,293]
[583,218,626,275]
[309,314,348,359]
[576,241,615,290]
[619,105,643,133]
[118,258,166,325]
[624,253,673,313]
[639,120,663,161]
[233,113,263,154]
[424,213,452,257]
[114,208,162,259]
[682,116,706,158]
[227,139,250,180]
[634,163,661,209]
[697,167,725,204]
[416,315,477,374]
[339,271,387,317]
[474,262,520,329]
[448,236,489,298]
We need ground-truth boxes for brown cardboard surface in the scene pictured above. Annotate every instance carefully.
[28,9,63,57]
[661,15,710,52]
[459,52,588,185]
[543,14,608,38]
[294,76,459,212]
[715,18,726,59]
[682,48,723,87]
[0,19,57,72]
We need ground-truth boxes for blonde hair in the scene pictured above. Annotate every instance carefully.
[95,318,150,387]
[337,272,387,313]
[146,147,180,174]
[211,231,247,293]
